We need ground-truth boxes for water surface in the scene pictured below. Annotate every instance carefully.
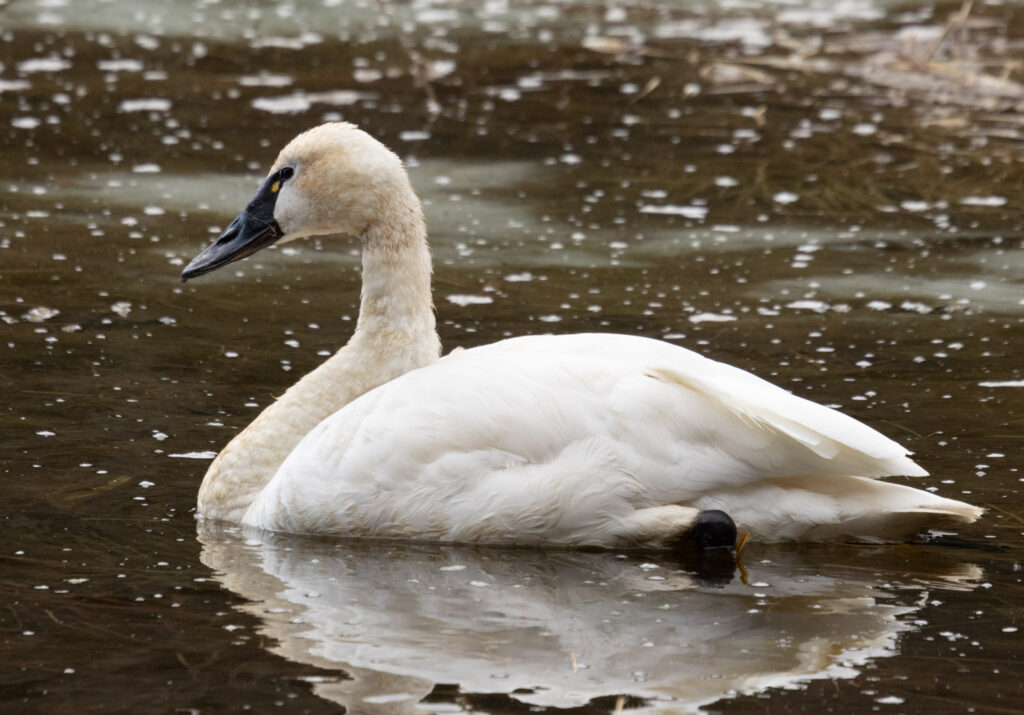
[2,1,1023,712]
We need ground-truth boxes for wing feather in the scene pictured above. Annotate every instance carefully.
[246,334,930,537]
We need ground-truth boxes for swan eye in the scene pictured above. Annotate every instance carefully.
[270,167,295,194]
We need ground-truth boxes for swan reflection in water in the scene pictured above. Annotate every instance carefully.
[198,523,980,713]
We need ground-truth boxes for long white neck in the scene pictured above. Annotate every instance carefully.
[351,192,436,356]
[197,187,440,523]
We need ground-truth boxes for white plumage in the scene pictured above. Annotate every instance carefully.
[183,122,982,547]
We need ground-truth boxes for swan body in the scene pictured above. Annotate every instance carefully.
[183,122,982,546]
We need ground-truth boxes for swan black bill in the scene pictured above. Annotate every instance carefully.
[181,172,287,282]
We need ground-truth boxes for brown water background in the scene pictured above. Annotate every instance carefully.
[2,1,1023,712]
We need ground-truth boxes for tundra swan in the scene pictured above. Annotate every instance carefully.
[181,122,982,547]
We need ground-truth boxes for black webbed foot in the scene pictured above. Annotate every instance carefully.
[688,509,737,551]
[667,509,739,587]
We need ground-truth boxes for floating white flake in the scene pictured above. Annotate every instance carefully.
[23,306,60,322]
[18,57,71,73]
[0,79,31,93]
[168,451,219,459]
[238,73,294,87]
[446,294,493,307]
[252,90,374,114]
[900,200,930,212]
[787,300,830,313]
[960,195,1006,207]
[118,98,171,112]
[640,204,708,220]
[689,312,736,324]
[98,59,143,72]
[875,696,904,705]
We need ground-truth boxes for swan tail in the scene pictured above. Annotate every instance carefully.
[696,475,984,543]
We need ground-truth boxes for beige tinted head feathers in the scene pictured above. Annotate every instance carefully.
[270,122,411,242]
[181,122,416,281]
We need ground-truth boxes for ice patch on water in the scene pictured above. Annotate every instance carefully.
[118,98,171,112]
[18,57,71,73]
[400,131,431,141]
[23,306,60,322]
[900,200,931,212]
[787,300,830,313]
[640,204,708,220]
[253,95,312,113]
[252,90,375,114]
[653,18,771,48]
[1,80,31,94]
[169,451,219,459]
[250,33,323,50]
[899,300,932,314]
[689,312,736,324]
[363,693,415,705]
[777,1,883,27]
[238,73,294,87]
[960,195,1006,207]
[446,295,494,307]
[98,59,143,72]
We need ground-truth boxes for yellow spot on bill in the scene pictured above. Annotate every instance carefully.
[271,181,280,193]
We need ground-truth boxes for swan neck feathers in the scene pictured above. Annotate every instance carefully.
[354,184,436,345]
[198,128,440,523]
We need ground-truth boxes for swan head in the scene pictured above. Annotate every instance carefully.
[182,122,409,281]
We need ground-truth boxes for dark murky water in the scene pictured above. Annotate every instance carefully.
[2,1,1023,712]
